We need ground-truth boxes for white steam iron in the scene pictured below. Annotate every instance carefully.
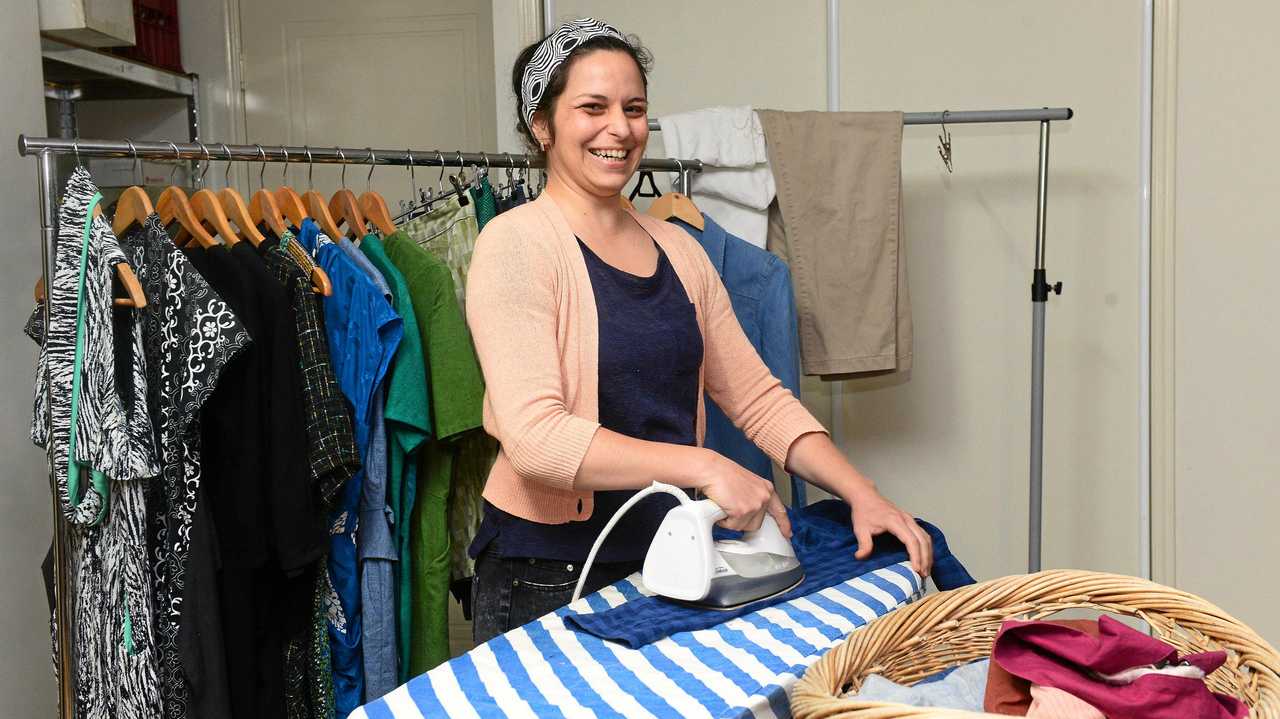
[572,482,805,610]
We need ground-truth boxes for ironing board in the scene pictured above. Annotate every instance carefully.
[350,561,923,719]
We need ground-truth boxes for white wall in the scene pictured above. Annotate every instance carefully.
[834,0,1145,582]
[1170,0,1280,643]
[1,1,56,715]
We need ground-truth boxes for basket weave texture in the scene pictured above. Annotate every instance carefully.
[791,569,1280,719]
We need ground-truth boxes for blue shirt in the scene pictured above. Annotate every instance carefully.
[297,220,402,715]
[339,236,403,700]
[671,214,807,506]
[564,500,975,647]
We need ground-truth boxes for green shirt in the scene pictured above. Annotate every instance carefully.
[360,233,431,682]
[384,230,485,673]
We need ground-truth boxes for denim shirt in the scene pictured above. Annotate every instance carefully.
[670,213,807,506]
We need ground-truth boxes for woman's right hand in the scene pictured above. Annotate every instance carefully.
[695,450,792,538]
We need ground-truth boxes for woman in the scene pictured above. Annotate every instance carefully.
[465,18,932,644]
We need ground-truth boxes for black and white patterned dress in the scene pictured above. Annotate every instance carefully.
[28,167,164,718]
[119,213,250,719]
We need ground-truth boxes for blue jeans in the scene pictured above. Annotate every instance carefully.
[471,547,641,645]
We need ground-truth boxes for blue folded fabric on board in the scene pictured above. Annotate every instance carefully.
[564,499,974,648]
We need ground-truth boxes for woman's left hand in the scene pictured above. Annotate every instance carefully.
[784,432,934,578]
[845,485,933,578]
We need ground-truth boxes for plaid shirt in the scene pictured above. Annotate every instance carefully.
[260,230,360,507]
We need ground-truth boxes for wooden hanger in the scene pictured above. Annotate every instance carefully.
[251,187,288,238]
[276,186,309,228]
[646,191,705,230]
[304,189,343,241]
[113,263,148,307]
[158,186,218,248]
[112,186,155,236]
[183,144,239,246]
[356,148,395,236]
[211,143,265,246]
[35,202,147,308]
[282,236,333,296]
[271,146,309,228]
[328,148,367,240]
[157,143,219,248]
[295,146,342,240]
[645,159,704,229]
[190,189,240,246]
[360,192,396,236]
[220,188,266,246]
[619,195,636,212]
[329,189,366,239]
[248,146,289,238]
[111,140,154,236]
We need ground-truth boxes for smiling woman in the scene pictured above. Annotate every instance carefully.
[462,17,932,646]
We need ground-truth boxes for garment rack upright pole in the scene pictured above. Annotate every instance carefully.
[35,147,76,719]
[652,105,1072,574]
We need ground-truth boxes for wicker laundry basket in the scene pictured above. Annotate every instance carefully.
[791,569,1280,719]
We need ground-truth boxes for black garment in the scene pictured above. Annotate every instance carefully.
[470,238,703,565]
[228,241,326,572]
[176,481,233,719]
[123,216,251,719]
[258,232,361,507]
[192,242,322,719]
[470,545,641,645]
[179,242,253,719]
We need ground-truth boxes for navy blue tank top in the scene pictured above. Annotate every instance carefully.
[470,236,703,563]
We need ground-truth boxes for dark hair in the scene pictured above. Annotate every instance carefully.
[511,31,654,158]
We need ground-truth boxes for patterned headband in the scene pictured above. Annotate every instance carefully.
[521,18,626,137]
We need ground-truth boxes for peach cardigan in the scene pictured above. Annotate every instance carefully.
[465,192,827,523]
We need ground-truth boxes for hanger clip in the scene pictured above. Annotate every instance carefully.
[938,110,954,173]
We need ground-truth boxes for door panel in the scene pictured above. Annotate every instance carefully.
[239,0,496,211]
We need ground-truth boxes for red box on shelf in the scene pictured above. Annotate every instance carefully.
[111,0,183,74]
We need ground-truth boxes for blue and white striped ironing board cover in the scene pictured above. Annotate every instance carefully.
[351,561,923,719]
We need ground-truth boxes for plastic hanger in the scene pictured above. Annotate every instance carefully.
[249,144,288,238]
[186,143,240,246]
[327,147,367,240]
[274,146,310,229]
[300,146,344,240]
[157,142,219,249]
[358,148,396,236]
[111,139,155,236]
[645,160,705,230]
[212,143,266,247]
[629,169,661,201]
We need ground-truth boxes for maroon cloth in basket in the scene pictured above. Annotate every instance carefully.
[992,615,1247,719]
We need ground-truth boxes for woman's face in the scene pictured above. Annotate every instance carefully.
[536,49,649,199]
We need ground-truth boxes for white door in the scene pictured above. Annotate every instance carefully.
[238,0,497,211]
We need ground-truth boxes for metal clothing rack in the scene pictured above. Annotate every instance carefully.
[19,103,1070,715]
[655,106,1074,575]
[16,133,703,719]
